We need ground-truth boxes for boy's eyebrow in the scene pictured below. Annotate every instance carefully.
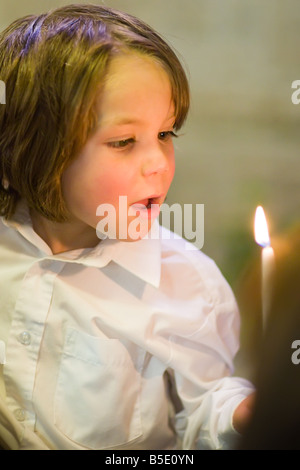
[101,116,140,127]
[99,114,176,128]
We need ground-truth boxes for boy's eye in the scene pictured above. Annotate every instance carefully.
[107,138,135,149]
[158,131,178,141]
[107,131,177,149]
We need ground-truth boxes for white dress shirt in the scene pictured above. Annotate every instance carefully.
[0,201,253,450]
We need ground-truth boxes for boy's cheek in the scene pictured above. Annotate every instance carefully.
[168,160,176,187]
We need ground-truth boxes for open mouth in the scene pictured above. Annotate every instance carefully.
[146,198,153,209]
[133,195,161,207]
[131,195,162,219]
[145,197,158,208]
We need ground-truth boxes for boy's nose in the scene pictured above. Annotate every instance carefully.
[141,147,170,177]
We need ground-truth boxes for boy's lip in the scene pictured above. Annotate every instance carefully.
[131,194,164,207]
[130,194,163,220]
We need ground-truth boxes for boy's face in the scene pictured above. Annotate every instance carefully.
[62,52,176,242]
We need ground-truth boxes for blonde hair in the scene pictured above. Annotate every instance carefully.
[0,4,190,221]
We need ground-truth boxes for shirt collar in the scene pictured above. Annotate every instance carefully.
[2,201,161,288]
[110,221,161,288]
[67,221,162,287]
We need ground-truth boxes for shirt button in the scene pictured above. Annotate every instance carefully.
[18,331,31,345]
[13,408,26,422]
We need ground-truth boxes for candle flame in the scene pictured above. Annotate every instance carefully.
[254,206,271,247]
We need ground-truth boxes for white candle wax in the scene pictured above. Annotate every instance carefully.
[254,206,275,330]
[261,245,275,329]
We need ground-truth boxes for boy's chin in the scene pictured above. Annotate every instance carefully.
[96,217,155,242]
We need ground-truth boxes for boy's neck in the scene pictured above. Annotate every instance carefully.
[29,209,100,254]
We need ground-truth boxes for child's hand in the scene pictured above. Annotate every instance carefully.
[232,393,256,434]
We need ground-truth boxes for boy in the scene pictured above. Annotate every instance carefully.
[0,4,253,449]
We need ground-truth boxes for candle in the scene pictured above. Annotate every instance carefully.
[254,206,275,329]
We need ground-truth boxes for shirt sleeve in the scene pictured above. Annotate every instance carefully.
[166,253,254,450]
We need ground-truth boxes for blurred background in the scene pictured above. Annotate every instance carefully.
[0,0,299,374]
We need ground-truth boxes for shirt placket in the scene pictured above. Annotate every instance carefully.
[3,258,64,431]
